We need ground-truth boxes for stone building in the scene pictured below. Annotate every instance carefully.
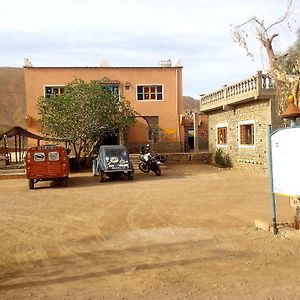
[200,71,285,172]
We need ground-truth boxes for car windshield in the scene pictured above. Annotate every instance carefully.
[105,149,127,157]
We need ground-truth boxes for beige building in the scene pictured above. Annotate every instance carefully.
[23,65,184,153]
[200,71,285,172]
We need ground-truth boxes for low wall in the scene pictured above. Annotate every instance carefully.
[130,152,212,165]
[163,152,212,164]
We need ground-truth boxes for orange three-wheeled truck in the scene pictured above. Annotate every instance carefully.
[25,145,70,189]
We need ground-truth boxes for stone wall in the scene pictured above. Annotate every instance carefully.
[130,152,212,166]
[162,152,212,164]
[271,94,288,130]
[208,100,272,172]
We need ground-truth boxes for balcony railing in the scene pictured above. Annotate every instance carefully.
[200,71,275,112]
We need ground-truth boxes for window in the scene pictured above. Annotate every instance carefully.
[101,85,119,95]
[45,86,64,98]
[137,85,163,101]
[239,121,255,148]
[216,124,228,146]
[33,152,45,162]
[217,127,227,144]
[48,152,60,161]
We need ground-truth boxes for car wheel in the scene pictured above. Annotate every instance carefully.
[99,170,106,182]
[128,170,134,180]
[92,159,98,176]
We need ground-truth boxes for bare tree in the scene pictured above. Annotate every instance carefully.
[231,0,300,106]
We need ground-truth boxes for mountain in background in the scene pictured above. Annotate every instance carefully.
[183,96,200,112]
[0,68,26,131]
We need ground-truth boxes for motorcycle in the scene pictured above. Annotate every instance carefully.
[139,145,165,176]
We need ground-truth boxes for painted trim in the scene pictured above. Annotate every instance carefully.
[216,122,229,148]
[238,119,256,149]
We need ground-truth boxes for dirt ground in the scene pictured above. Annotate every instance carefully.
[0,164,300,300]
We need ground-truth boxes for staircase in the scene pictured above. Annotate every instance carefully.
[0,163,26,179]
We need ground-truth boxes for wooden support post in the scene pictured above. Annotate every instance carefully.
[18,135,22,162]
[14,135,17,163]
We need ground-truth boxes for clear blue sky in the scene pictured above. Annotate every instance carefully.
[1,0,299,98]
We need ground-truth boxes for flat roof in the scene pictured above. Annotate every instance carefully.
[24,66,183,70]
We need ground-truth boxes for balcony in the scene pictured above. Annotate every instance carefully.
[200,71,275,112]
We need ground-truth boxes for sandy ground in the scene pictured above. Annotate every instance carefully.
[0,164,300,300]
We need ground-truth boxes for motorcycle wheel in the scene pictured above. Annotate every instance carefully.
[154,165,161,176]
[139,162,150,173]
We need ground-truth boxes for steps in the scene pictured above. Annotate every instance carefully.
[0,164,26,179]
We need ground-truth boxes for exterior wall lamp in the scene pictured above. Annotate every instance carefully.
[124,82,131,91]
[25,115,32,127]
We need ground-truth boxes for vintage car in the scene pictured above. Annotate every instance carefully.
[25,145,70,189]
[92,145,134,182]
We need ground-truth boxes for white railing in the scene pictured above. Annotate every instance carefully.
[200,71,275,109]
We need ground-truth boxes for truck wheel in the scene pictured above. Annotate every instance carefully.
[99,170,106,182]
[28,179,34,190]
[62,177,68,187]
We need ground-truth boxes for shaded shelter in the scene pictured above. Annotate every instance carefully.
[0,126,43,163]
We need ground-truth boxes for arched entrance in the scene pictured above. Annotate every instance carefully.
[126,116,159,153]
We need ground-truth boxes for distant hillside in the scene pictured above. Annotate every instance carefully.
[183,96,200,112]
[0,68,26,130]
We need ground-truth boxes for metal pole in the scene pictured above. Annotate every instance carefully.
[290,117,297,128]
[268,125,278,234]
[289,117,298,229]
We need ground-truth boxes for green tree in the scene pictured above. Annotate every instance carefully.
[278,28,300,75]
[38,78,138,166]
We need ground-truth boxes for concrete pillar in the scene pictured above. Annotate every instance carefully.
[193,111,199,152]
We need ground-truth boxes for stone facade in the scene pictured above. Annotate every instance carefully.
[208,100,272,172]
[201,72,286,172]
